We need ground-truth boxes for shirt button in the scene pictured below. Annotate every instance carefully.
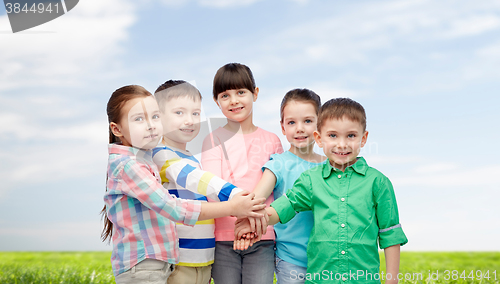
[341,198,345,202]
[341,224,345,228]
[338,174,342,178]
[341,250,346,254]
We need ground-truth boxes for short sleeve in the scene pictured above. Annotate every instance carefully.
[375,176,408,249]
[273,134,284,154]
[201,132,223,178]
[262,154,284,188]
[271,172,312,224]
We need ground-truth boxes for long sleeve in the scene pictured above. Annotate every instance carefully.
[118,159,201,226]
[153,147,243,201]
[374,176,408,249]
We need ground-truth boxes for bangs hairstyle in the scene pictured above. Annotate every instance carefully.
[317,98,366,132]
[154,80,202,113]
[213,63,256,100]
[280,88,321,122]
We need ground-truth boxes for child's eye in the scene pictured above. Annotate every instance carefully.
[220,94,228,99]
[305,119,312,123]
[193,112,200,116]
[152,114,160,119]
[348,134,356,138]
[175,111,183,115]
[288,121,295,125]
[135,117,144,122]
[329,134,336,138]
[238,90,245,95]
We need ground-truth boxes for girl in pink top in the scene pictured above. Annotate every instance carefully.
[202,63,283,284]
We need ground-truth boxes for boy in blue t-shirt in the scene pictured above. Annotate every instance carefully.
[250,89,326,284]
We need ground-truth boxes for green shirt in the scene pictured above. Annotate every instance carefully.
[271,157,408,284]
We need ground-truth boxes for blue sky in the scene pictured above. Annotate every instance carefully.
[0,0,499,251]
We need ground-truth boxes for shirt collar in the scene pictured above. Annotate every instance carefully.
[108,143,153,163]
[322,156,369,178]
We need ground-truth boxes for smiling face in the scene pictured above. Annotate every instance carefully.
[314,116,368,171]
[214,88,258,124]
[160,96,201,150]
[281,101,318,151]
[110,96,163,150]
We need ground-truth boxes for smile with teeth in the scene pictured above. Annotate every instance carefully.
[295,136,308,140]
[144,134,158,139]
[334,151,351,156]
[230,107,244,112]
[180,129,194,133]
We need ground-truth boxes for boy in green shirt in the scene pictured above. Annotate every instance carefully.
[236,98,408,283]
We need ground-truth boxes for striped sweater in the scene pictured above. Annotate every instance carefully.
[152,144,243,267]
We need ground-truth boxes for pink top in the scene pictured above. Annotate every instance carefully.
[201,127,283,241]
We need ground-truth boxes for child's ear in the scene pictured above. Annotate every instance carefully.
[313,130,323,148]
[281,122,286,136]
[213,97,221,108]
[360,130,369,148]
[110,122,123,138]
[253,87,259,102]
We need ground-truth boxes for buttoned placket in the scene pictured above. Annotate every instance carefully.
[335,167,350,281]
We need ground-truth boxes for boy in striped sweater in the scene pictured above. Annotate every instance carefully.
[152,80,245,284]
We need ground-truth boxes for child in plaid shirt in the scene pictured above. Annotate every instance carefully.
[101,85,266,284]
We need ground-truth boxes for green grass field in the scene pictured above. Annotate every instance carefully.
[0,252,498,283]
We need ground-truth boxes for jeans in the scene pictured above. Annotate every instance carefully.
[275,255,307,284]
[211,240,275,284]
[115,259,175,284]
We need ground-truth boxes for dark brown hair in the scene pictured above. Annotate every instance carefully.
[154,80,202,112]
[213,63,256,100]
[317,98,366,132]
[101,85,153,243]
[280,88,321,123]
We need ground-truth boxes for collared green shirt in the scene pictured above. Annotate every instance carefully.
[271,157,408,284]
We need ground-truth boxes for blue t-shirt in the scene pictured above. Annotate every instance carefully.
[263,151,326,268]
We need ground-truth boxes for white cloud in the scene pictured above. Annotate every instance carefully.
[198,0,263,8]
[157,0,263,8]
[158,0,190,7]
[392,165,500,187]
[0,0,136,91]
[0,140,108,197]
[477,41,500,58]
[240,0,500,77]
[0,221,110,251]
[442,15,500,38]
[412,162,459,174]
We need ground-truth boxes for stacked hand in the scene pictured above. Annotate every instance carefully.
[233,208,270,250]
[229,191,267,218]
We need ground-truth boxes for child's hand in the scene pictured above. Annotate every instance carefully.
[245,210,269,238]
[234,218,262,250]
[233,233,257,251]
[230,191,266,218]
[234,217,255,239]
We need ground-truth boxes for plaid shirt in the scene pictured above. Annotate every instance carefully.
[104,144,201,276]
